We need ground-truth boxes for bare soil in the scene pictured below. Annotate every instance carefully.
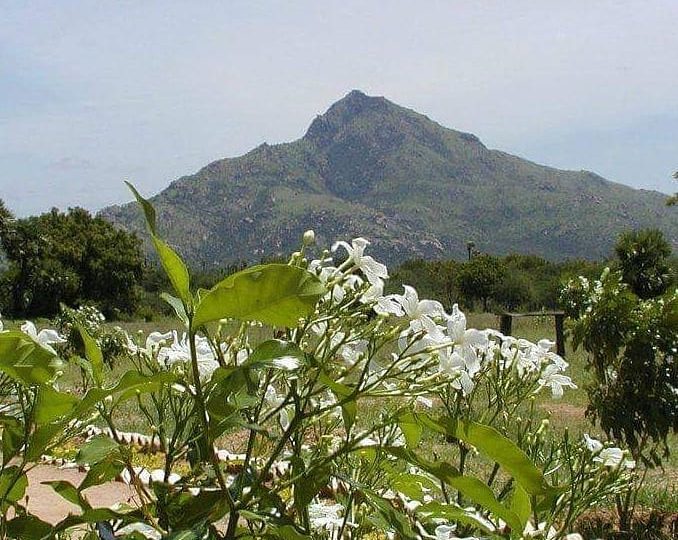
[22,465,136,524]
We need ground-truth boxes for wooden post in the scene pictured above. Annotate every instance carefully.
[500,314,512,336]
[555,313,565,358]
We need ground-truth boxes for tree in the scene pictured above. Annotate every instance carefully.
[614,228,674,299]
[493,271,533,311]
[0,206,144,317]
[456,254,506,311]
[563,232,678,530]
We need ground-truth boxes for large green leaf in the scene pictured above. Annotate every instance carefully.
[5,515,53,540]
[415,501,495,533]
[126,182,192,309]
[246,340,305,370]
[76,436,120,465]
[386,446,524,534]
[34,386,79,425]
[441,417,551,496]
[0,415,24,465]
[79,457,125,491]
[77,324,103,387]
[192,264,324,329]
[0,466,28,503]
[42,480,90,509]
[0,331,62,386]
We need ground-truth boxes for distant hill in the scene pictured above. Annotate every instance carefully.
[100,90,677,266]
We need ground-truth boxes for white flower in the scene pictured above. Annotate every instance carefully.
[434,524,479,540]
[439,349,475,395]
[446,305,488,376]
[388,286,448,344]
[594,447,635,469]
[339,339,368,367]
[157,332,219,380]
[146,331,174,352]
[308,502,352,531]
[416,396,433,408]
[21,321,66,354]
[265,385,290,430]
[583,433,604,453]
[537,364,577,399]
[115,523,162,540]
[332,237,388,286]
[363,281,403,315]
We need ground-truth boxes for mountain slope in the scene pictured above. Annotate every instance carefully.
[100,90,677,266]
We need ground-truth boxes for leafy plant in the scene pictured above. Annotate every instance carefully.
[0,185,632,539]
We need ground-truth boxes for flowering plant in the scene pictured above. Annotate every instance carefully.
[0,186,631,539]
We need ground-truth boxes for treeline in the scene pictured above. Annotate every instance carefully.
[387,253,606,313]
[1,198,674,319]
[388,230,676,313]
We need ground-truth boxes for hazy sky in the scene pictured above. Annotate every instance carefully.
[2,1,677,216]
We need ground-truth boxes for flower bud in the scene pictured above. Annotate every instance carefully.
[302,229,316,246]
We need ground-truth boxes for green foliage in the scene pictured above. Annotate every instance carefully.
[53,304,128,365]
[614,228,675,299]
[456,254,506,311]
[0,188,647,539]
[564,270,678,460]
[192,264,324,329]
[0,205,144,318]
[387,253,605,313]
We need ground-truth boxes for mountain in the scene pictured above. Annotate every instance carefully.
[100,90,677,267]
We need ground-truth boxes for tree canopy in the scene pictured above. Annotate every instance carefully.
[0,204,143,318]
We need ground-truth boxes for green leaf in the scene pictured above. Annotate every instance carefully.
[319,372,356,431]
[76,435,120,465]
[0,466,28,503]
[246,340,305,370]
[389,473,438,500]
[415,501,494,532]
[192,264,324,329]
[398,412,423,449]
[0,331,62,386]
[510,485,532,529]
[126,182,192,309]
[0,415,24,466]
[448,419,551,496]
[161,292,189,326]
[267,524,312,540]
[79,458,125,492]
[53,508,132,532]
[363,490,419,540]
[5,515,53,540]
[33,385,79,425]
[165,489,230,529]
[293,463,331,508]
[76,324,104,387]
[385,446,524,533]
[42,480,90,509]
[165,532,201,540]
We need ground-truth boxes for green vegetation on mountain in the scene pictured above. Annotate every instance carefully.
[101,90,678,266]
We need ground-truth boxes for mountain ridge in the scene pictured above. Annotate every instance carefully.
[100,90,677,266]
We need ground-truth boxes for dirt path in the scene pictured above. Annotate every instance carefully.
[23,465,137,524]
